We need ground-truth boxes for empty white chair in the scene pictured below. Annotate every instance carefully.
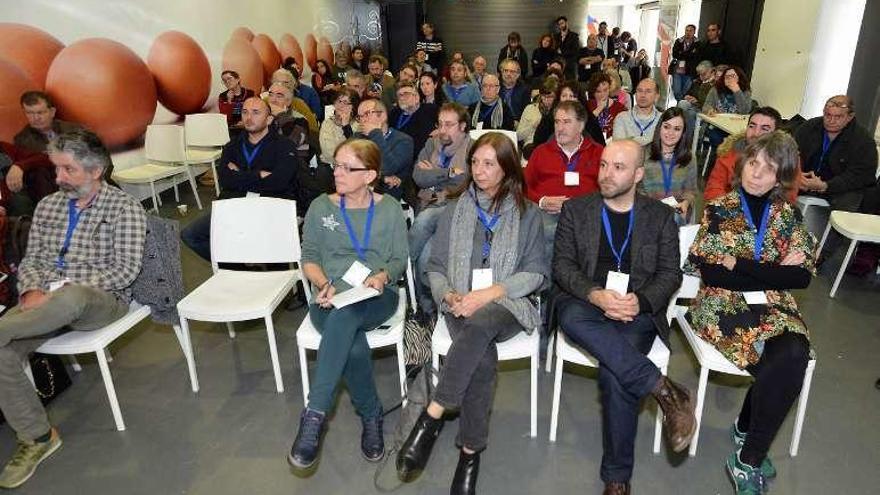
[176,197,301,393]
[113,125,204,213]
[469,129,519,150]
[817,210,880,297]
[184,113,231,197]
[295,259,416,406]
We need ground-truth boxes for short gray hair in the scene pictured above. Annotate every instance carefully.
[695,60,713,73]
[48,129,112,173]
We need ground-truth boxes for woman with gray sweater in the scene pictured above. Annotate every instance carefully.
[396,133,549,494]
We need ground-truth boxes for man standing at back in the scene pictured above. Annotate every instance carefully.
[0,129,146,489]
[554,16,580,80]
[553,139,696,495]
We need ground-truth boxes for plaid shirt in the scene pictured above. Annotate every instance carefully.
[18,182,147,302]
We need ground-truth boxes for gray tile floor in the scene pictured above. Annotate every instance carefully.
[2,188,879,495]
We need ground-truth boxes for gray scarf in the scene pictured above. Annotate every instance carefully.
[447,187,540,331]
[471,98,504,130]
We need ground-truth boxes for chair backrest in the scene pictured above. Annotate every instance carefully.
[666,224,702,324]
[468,129,518,151]
[145,124,187,163]
[184,113,231,147]
[209,197,300,268]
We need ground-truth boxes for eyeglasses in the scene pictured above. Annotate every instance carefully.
[357,109,384,120]
[825,100,852,110]
[332,162,371,173]
[267,91,289,98]
[483,83,500,89]
[823,111,850,122]
[397,91,418,98]
[335,99,352,106]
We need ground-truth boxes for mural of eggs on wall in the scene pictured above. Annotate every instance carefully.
[0,59,39,143]
[304,33,318,71]
[252,34,281,87]
[317,37,335,68]
[0,23,64,91]
[46,38,157,149]
[278,33,304,72]
[147,31,212,115]
[223,36,264,94]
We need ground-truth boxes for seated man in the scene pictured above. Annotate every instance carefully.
[388,81,438,162]
[266,82,312,161]
[442,60,480,107]
[525,100,603,260]
[13,91,84,211]
[705,106,784,201]
[468,74,515,131]
[676,60,714,131]
[356,99,414,200]
[282,59,323,122]
[181,97,299,261]
[269,69,319,134]
[0,129,146,489]
[410,103,473,314]
[613,78,661,146]
[365,54,396,101]
[498,58,531,122]
[344,69,367,99]
[0,141,53,216]
[382,63,419,110]
[553,139,696,495]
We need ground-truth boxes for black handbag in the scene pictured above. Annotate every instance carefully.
[0,353,71,426]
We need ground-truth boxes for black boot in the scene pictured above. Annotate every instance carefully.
[396,409,443,482]
[288,408,326,469]
[450,450,480,495]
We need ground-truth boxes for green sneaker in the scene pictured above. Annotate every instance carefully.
[726,451,767,495]
[730,423,777,479]
[0,428,62,489]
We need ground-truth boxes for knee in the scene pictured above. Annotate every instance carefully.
[0,346,24,374]
[769,333,810,368]
[347,338,372,363]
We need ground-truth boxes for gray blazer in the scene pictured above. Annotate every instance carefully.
[552,192,681,343]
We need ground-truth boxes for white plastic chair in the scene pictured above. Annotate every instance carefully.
[176,197,301,393]
[184,113,231,198]
[431,306,540,438]
[817,210,880,297]
[469,129,519,151]
[113,124,204,213]
[29,302,154,431]
[295,259,416,407]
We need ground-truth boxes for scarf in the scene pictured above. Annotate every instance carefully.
[447,187,540,331]
[471,98,504,130]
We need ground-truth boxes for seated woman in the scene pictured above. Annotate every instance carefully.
[419,71,447,106]
[218,70,255,128]
[516,78,557,147]
[586,72,627,139]
[288,138,409,470]
[640,107,698,224]
[319,89,360,165]
[396,133,549,494]
[702,65,753,149]
[312,59,340,106]
[686,131,814,495]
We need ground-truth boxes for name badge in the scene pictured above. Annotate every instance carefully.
[472,268,493,291]
[605,270,630,296]
[660,196,679,207]
[48,279,70,292]
[743,291,768,305]
[585,64,591,70]
[678,60,686,68]
[246,192,260,198]
[342,260,372,287]
[564,171,580,186]
[475,122,484,130]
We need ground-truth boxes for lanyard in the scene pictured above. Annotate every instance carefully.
[502,87,513,109]
[470,190,500,259]
[738,188,772,261]
[339,194,375,261]
[558,141,583,172]
[631,109,658,136]
[56,198,90,270]
[396,112,413,130]
[449,85,466,100]
[438,146,453,169]
[816,131,831,173]
[659,156,675,196]
[241,140,265,167]
[597,100,612,129]
[601,205,635,271]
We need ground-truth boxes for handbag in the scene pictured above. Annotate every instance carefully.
[0,353,72,425]
[403,310,435,366]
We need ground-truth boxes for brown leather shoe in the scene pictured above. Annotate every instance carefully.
[652,376,697,453]
[603,481,631,495]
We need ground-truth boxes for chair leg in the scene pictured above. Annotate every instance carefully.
[95,348,125,431]
[264,316,284,393]
[69,355,82,372]
[211,160,221,197]
[298,344,310,406]
[173,181,180,202]
[830,240,858,298]
[174,320,200,393]
[226,322,236,338]
[431,351,440,387]
[689,366,710,457]
[544,328,556,373]
[395,339,407,407]
[653,365,667,454]
[549,339,564,442]
[790,360,816,457]
[817,218,833,255]
[184,164,203,210]
[530,342,538,438]
[149,181,160,213]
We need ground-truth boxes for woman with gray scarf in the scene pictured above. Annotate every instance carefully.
[467,74,516,131]
[396,133,549,494]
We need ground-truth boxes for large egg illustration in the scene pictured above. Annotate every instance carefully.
[147,31,211,115]
[0,23,64,90]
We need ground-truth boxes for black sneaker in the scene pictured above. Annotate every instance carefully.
[360,411,385,462]
[288,408,326,469]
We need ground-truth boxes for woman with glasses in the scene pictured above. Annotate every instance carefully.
[396,133,549,494]
[218,70,255,127]
[319,89,360,165]
[289,138,409,471]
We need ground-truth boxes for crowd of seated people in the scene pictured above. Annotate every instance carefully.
[1,16,879,495]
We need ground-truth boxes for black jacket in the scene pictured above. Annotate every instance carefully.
[531,47,556,79]
[553,193,682,343]
[218,131,299,201]
[554,31,580,78]
[497,45,529,78]
[795,117,878,195]
[389,103,439,162]
[670,36,699,76]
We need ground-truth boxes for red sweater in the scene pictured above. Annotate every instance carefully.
[706,148,801,203]
[525,137,602,203]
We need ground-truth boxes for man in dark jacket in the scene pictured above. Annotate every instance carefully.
[554,16,580,80]
[496,31,529,78]
[388,81,438,162]
[553,139,695,494]
[498,59,531,122]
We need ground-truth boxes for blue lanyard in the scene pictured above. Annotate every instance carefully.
[438,146,453,169]
[470,190,500,259]
[339,194,375,261]
[631,110,658,136]
[601,205,635,271]
[659,157,675,196]
[815,131,831,173]
[241,140,265,167]
[738,188,772,261]
[56,198,89,270]
[502,87,513,109]
[479,102,497,123]
[449,85,466,100]
[558,145,582,172]
[396,112,413,130]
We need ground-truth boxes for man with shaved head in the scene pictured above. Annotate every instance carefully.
[553,139,695,495]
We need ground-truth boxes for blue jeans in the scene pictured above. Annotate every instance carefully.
[557,293,660,483]
[677,99,699,136]
[671,73,692,101]
[180,210,212,261]
[306,288,399,416]
[408,205,447,314]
